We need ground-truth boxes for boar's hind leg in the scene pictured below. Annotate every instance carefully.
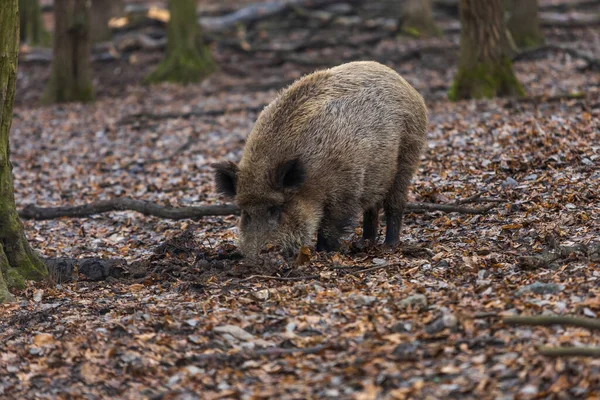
[383,169,412,247]
[316,205,356,252]
[362,206,380,243]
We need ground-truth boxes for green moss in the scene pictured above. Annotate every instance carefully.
[145,50,216,85]
[449,57,524,101]
[5,268,26,290]
[146,0,216,85]
[402,26,422,38]
[515,34,544,49]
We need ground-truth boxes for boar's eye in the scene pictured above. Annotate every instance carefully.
[241,211,251,226]
[267,206,281,220]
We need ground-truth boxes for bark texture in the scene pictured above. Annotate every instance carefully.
[43,0,94,103]
[90,0,123,42]
[146,0,216,84]
[1,0,47,303]
[402,0,440,37]
[507,0,543,48]
[449,0,524,100]
[19,0,50,46]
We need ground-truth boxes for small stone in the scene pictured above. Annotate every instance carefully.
[516,281,563,296]
[252,289,270,301]
[583,308,597,318]
[213,325,255,341]
[425,313,457,334]
[351,294,377,306]
[392,341,420,361]
[372,258,387,265]
[398,294,428,309]
[185,319,198,327]
[519,384,538,396]
[187,335,203,344]
[504,177,519,187]
[582,157,593,165]
[185,366,202,375]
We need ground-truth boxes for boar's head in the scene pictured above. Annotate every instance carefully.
[212,158,319,261]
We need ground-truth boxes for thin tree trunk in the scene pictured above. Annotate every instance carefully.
[507,0,543,48]
[402,0,440,37]
[146,0,216,84]
[449,0,524,100]
[43,0,94,103]
[90,0,123,42]
[1,0,47,303]
[19,0,50,46]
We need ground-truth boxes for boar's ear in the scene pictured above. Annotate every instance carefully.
[275,158,306,191]
[211,161,239,198]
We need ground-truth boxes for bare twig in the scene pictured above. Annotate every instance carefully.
[503,315,600,331]
[538,346,600,358]
[238,274,320,283]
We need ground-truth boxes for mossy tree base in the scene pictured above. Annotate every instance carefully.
[0,233,47,303]
[145,48,216,85]
[449,0,524,101]
[1,0,47,303]
[448,58,525,100]
[146,0,216,85]
[401,0,440,38]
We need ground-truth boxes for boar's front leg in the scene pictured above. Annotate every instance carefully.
[384,170,412,247]
[316,203,356,252]
[361,206,380,244]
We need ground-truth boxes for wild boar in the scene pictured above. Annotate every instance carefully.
[212,61,427,260]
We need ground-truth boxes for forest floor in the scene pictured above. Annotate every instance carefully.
[2,1,600,399]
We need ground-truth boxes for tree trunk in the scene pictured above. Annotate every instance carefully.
[145,0,216,84]
[448,0,524,100]
[43,0,94,103]
[1,0,47,303]
[507,0,543,48]
[90,0,123,42]
[402,0,440,37]
[19,0,50,46]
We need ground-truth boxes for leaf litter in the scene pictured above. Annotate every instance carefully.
[2,0,600,398]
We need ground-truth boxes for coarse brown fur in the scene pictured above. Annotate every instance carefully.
[213,61,427,260]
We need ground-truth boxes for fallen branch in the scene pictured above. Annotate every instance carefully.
[19,197,506,221]
[18,199,239,220]
[513,44,599,71]
[539,346,600,358]
[503,315,600,331]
